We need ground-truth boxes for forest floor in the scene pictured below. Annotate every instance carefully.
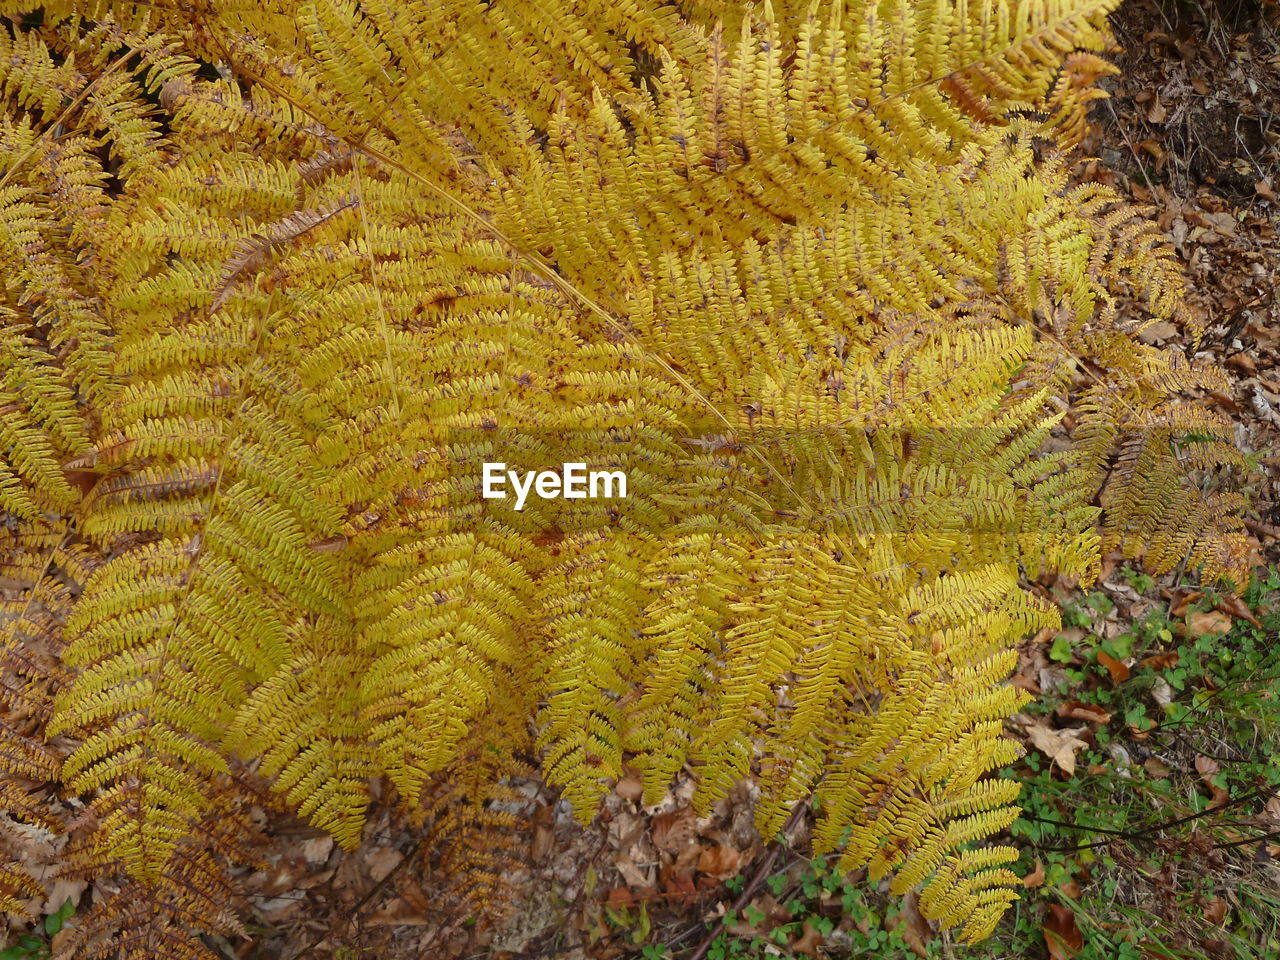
[12,2,1280,959]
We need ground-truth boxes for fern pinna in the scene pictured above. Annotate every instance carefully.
[0,0,1250,954]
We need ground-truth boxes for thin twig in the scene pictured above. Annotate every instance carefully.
[683,804,808,960]
[1029,786,1274,853]
[289,837,425,960]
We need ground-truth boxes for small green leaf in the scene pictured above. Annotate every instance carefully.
[1050,634,1074,663]
[632,902,650,944]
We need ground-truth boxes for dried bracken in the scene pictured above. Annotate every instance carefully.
[0,1,1248,954]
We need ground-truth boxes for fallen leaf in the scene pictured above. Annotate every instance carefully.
[1151,676,1173,706]
[1263,796,1280,829]
[1056,700,1111,725]
[696,844,741,879]
[41,879,86,920]
[1169,590,1204,618]
[1227,353,1257,376]
[531,803,555,862]
[792,919,825,958]
[1147,92,1167,123]
[1033,626,1058,644]
[307,534,349,554]
[1216,595,1261,628]
[1257,180,1278,201]
[1140,651,1179,670]
[1096,650,1130,684]
[1025,720,1089,776]
[1044,904,1084,960]
[364,846,403,884]
[613,854,652,890]
[1195,755,1230,808]
[1194,755,1221,778]
[614,773,644,803]
[605,885,636,908]
[651,807,697,854]
[1186,610,1232,637]
[1203,897,1228,925]
[726,894,788,936]
[1138,320,1179,345]
[899,890,932,958]
[663,869,698,904]
[531,822,555,862]
[1202,211,1237,236]
[671,841,701,880]
[1144,757,1173,779]
[1024,860,1046,888]
[300,835,334,866]
[369,895,432,926]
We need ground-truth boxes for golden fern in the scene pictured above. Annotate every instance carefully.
[0,0,1251,951]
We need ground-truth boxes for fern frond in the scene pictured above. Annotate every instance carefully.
[0,0,1252,944]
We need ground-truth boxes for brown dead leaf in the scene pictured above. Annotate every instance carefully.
[307,534,349,554]
[1138,320,1179,345]
[364,846,403,884]
[1044,904,1084,960]
[1194,755,1221,778]
[1140,651,1180,670]
[1186,610,1232,637]
[1025,719,1089,776]
[613,854,652,890]
[1169,589,1204,618]
[300,835,334,866]
[651,807,697,854]
[369,895,432,926]
[899,890,932,958]
[531,822,555,863]
[671,840,702,880]
[1147,92,1167,123]
[1202,211,1237,236]
[1096,650,1130,685]
[531,803,555,862]
[1150,676,1173,706]
[663,869,699,905]
[696,844,742,879]
[605,885,636,908]
[1203,897,1229,925]
[792,919,825,958]
[614,773,644,803]
[757,893,791,926]
[1227,353,1257,376]
[1257,180,1278,201]
[1056,700,1111,725]
[1263,795,1280,829]
[1033,626,1058,644]
[1024,860,1046,888]
[726,894,789,936]
[1216,595,1261,628]
[1144,757,1174,779]
[1195,755,1230,808]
